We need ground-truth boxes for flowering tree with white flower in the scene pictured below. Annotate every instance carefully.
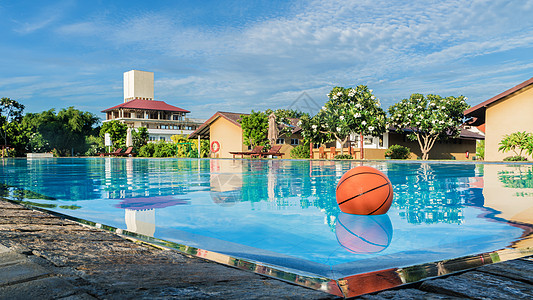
[388,93,469,160]
[300,85,387,156]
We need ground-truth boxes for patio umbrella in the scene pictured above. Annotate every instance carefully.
[126,127,133,147]
[267,113,279,145]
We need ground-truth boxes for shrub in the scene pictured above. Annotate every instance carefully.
[503,156,528,162]
[498,132,533,157]
[153,141,176,157]
[476,140,485,160]
[290,144,310,159]
[334,154,353,159]
[1,148,16,157]
[138,143,156,157]
[385,145,411,159]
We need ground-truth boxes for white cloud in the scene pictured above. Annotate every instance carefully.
[12,0,74,34]
[5,0,533,118]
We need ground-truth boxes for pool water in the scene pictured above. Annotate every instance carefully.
[1,158,533,289]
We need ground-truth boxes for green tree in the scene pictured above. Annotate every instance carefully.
[239,111,270,148]
[269,108,308,119]
[498,131,533,159]
[389,94,469,160]
[132,127,149,151]
[298,113,332,146]
[300,85,387,155]
[100,120,128,149]
[0,98,25,155]
[25,107,99,156]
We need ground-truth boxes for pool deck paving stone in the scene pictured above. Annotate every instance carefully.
[1,199,532,300]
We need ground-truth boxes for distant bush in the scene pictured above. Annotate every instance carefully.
[385,145,411,159]
[1,148,16,157]
[476,140,485,160]
[503,155,528,162]
[139,143,156,157]
[334,154,353,159]
[290,145,309,159]
[153,141,176,157]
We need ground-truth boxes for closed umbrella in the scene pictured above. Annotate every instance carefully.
[267,113,279,145]
[126,127,133,147]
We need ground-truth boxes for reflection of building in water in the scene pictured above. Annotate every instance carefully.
[125,209,155,236]
[115,196,189,237]
[482,164,533,226]
[209,159,244,206]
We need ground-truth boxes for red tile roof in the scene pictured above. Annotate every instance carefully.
[464,76,533,125]
[101,99,190,113]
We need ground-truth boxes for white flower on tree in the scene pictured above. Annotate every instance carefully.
[388,93,469,160]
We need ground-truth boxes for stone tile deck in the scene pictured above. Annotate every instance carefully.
[1,200,532,299]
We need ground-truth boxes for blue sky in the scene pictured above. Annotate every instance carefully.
[1,0,533,121]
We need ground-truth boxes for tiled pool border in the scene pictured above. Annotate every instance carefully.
[4,198,533,298]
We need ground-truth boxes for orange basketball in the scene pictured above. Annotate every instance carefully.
[336,166,393,215]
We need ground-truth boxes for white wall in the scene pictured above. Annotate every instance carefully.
[123,70,154,102]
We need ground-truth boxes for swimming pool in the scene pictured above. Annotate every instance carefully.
[1,158,532,297]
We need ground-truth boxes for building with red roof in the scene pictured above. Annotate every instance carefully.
[102,70,203,142]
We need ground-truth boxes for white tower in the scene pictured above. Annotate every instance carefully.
[123,70,154,102]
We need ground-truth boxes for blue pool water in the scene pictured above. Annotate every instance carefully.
[1,158,532,279]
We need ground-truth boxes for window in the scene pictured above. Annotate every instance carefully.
[160,137,166,141]
[290,139,299,145]
[276,138,285,144]
[149,136,157,141]
[173,115,182,121]
[161,125,169,129]
[136,113,143,119]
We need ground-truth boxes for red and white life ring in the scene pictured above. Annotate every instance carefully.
[210,141,220,153]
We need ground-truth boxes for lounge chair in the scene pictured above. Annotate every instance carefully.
[318,146,326,159]
[99,148,123,157]
[117,147,135,157]
[329,147,337,159]
[229,146,264,158]
[253,145,285,159]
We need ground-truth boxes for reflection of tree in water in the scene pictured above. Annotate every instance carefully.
[239,160,340,230]
[498,165,533,189]
[389,163,477,225]
[103,159,210,200]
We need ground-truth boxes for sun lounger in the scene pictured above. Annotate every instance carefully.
[99,148,123,157]
[229,146,264,158]
[116,147,135,157]
[253,145,285,158]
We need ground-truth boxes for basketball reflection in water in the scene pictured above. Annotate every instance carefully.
[335,212,393,254]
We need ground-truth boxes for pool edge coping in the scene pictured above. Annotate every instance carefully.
[3,198,533,298]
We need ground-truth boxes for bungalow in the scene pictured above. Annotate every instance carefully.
[464,76,533,161]
[188,111,303,158]
[310,127,483,160]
